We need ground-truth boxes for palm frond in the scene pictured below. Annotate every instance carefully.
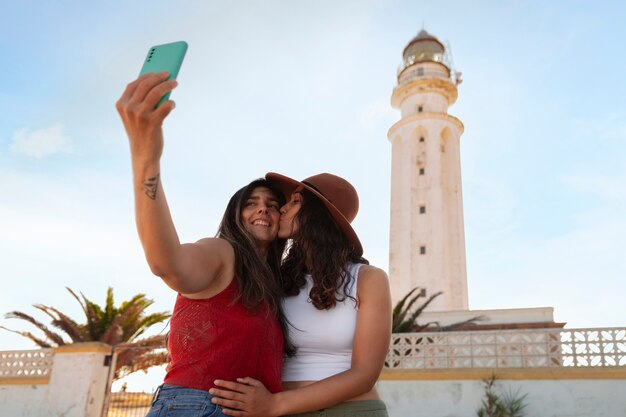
[0,325,54,348]
[4,310,67,346]
[119,294,151,314]
[404,290,442,330]
[117,334,167,349]
[104,287,116,326]
[46,306,85,342]
[392,287,436,332]
[101,303,143,344]
[392,287,422,330]
[114,349,169,380]
[393,287,485,333]
[82,292,104,340]
[66,287,88,317]
[128,312,171,342]
[438,315,485,331]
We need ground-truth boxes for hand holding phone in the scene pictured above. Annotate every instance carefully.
[139,41,188,108]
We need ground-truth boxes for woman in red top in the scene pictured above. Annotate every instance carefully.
[116,71,294,417]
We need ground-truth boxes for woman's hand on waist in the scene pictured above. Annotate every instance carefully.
[210,377,280,417]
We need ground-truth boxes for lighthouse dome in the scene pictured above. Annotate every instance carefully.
[402,29,447,68]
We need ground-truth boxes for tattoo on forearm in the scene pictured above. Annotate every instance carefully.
[143,173,160,200]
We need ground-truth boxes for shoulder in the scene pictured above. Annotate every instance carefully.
[179,238,236,298]
[357,264,388,282]
[194,237,235,259]
[356,265,390,296]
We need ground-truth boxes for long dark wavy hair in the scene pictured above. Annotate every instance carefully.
[281,188,368,310]
[217,178,295,356]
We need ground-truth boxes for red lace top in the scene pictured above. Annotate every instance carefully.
[164,279,283,393]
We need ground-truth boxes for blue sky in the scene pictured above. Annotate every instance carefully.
[1,0,625,376]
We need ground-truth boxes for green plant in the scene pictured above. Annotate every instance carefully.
[476,375,528,417]
[392,287,482,333]
[1,287,171,380]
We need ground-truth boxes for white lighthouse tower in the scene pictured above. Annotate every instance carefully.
[387,30,468,311]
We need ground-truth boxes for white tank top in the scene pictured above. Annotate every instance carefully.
[282,263,364,381]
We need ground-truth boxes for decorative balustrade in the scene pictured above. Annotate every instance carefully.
[0,349,53,379]
[1,328,624,381]
[385,327,626,370]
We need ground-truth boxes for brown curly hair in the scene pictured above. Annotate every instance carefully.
[217,178,295,356]
[281,188,368,310]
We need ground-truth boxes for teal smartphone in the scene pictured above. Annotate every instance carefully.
[139,41,188,108]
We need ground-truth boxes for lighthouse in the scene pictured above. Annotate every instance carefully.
[387,29,468,311]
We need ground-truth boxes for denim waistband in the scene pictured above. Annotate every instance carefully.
[151,384,214,405]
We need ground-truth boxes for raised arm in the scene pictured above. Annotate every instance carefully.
[211,265,392,416]
[116,72,232,295]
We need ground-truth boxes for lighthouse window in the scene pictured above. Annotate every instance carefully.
[419,136,425,142]
[419,206,426,214]
[420,246,426,254]
[419,168,425,175]
[417,67,424,76]
[418,106,423,113]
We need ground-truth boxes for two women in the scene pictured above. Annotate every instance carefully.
[211,173,392,417]
[117,70,392,417]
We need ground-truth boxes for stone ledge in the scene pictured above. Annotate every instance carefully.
[53,342,112,354]
[419,306,557,327]
[0,377,50,385]
[380,366,626,381]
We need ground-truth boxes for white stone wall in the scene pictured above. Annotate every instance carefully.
[0,343,114,417]
[377,377,626,417]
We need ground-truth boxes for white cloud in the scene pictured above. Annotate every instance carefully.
[10,123,73,159]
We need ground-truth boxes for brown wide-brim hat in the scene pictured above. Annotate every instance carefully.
[266,172,363,255]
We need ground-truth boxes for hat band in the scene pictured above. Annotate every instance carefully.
[302,181,327,200]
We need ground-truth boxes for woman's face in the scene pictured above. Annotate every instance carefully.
[278,189,303,239]
[241,186,281,246]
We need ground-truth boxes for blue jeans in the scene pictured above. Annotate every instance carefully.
[145,384,228,417]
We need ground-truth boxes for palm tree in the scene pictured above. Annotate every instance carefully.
[1,287,171,380]
[476,375,528,417]
[393,287,482,333]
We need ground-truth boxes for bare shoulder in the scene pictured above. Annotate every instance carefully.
[358,264,389,283]
[357,264,390,297]
[193,237,236,261]
[178,237,236,298]
[194,237,235,252]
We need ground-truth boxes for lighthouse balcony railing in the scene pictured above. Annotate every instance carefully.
[384,327,626,370]
[397,68,460,86]
[398,52,452,73]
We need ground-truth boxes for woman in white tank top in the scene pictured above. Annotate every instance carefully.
[210,173,392,417]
